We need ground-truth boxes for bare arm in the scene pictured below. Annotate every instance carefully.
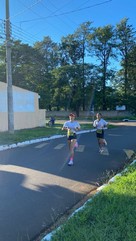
[62,126,68,131]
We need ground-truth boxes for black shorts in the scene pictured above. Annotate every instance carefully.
[96,129,104,139]
[67,133,77,140]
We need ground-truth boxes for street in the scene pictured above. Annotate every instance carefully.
[0,125,136,241]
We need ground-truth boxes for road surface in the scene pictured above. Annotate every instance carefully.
[0,124,135,241]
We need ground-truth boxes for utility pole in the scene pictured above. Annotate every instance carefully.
[5,0,14,133]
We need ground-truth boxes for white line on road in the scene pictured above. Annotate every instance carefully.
[75,145,85,152]
[35,143,49,148]
[54,144,66,149]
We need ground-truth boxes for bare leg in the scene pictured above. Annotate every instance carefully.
[97,138,102,150]
[70,139,76,159]
[68,139,76,165]
[98,138,106,152]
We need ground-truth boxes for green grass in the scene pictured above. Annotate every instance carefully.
[0,124,61,145]
[46,163,136,241]
[0,121,114,146]
[0,122,94,146]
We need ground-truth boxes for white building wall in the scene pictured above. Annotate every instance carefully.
[0,82,45,131]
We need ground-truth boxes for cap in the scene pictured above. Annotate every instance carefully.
[69,113,76,117]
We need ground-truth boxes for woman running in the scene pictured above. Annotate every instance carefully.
[62,113,80,166]
[93,113,108,153]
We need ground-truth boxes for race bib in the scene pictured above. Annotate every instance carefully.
[67,129,74,136]
[96,129,102,134]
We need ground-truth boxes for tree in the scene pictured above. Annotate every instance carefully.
[0,43,6,83]
[34,36,59,72]
[60,34,83,65]
[10,40,44,91]
[125,44,136,114]
[127,44,136,92]
[34,36,60,109]
[116,18,136,108]
[0,39,55,109]
[87,25,116,110]
[59,28,94,114]
[74,21,94,110]
[51,63,93,115]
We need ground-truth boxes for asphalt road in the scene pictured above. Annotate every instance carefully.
[0,125,136,241]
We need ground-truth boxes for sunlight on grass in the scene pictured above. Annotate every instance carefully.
[0,122,93,146]
[46,163,136,241]
[0,121,114,146]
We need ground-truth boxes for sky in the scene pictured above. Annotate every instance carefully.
[0,0,136,46]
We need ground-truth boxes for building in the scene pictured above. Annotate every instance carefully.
[0,81,45,132]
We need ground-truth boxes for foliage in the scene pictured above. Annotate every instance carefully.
[116,18,136,109]
[0,122,93,146]
[87,24,117,110]
[0,18,136,114]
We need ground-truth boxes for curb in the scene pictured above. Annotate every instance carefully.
[0,129,97,152]
[41,158,136,241]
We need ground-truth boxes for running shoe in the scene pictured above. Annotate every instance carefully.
[104,139,107,145]
[68,159,74,166]
[99,148,104,153]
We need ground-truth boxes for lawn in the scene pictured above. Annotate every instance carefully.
[0,122,93,146]
[0,119,115,146]
[43,162,136,241]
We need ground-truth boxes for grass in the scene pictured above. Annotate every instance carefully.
[44,162,136,241]
[0,119,115,146]
[0,124,62,145]
[0,122,94,146]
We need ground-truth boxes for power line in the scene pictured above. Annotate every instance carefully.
[10,0,44,20]
[12,0,112,44]
[19,0,112,24]
[10,0,74,44]
[1,0,113,46]
[11,23,39,44]
[0,19,40,45]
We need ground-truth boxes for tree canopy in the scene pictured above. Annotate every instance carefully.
[0,18,136,115]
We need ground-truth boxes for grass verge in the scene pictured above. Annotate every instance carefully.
[0,124,62,145]
[0,121,115,146]
[0,122,94,146]
[44,162,136,241]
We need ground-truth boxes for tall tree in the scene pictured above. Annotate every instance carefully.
[34,36,60,109]
[0,43,6,82]
[74,21,94,110]
[60,34,83,65]
[34,36,59,72]
[127,44,136,92]
[11,40,44,91]
[87,25,116,110]
[116,18,136,108]
[0,40,53,109]
[125,44,136,114]
[0,40,45,92]
[51,63,92,115]
[51,66,71,111]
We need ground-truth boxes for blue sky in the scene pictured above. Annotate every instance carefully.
[0,0,136,45]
